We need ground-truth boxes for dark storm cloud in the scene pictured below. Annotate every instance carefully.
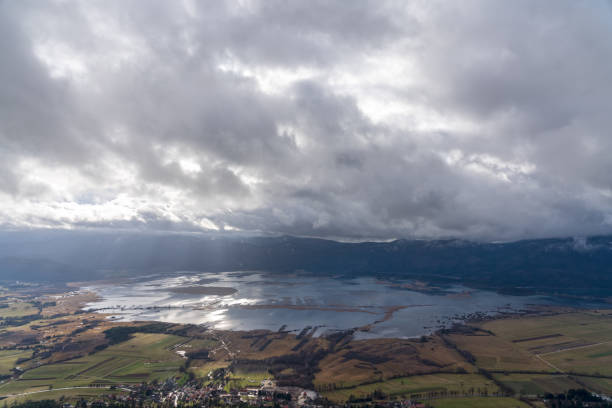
[1,0,612,240]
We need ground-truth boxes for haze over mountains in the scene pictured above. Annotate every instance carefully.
[2,230,612,298]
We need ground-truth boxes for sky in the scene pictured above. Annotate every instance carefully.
[1,0,612,241]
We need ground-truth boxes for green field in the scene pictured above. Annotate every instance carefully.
[573,376,612,394]
[448,333,550,372]
[428,397,530,407]
[190,360,230,380]
[322,374,499,403]
[0,349,32,375]
[483,313,612,353]
[542,342,612,376]
[493,373,584,395]
[225,367,270,391]
[0,333,187,396]
[1,307,612,405]
[0,302,39,318]
[448,312,612,376]
[1,387,128,405]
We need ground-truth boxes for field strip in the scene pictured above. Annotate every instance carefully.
[535,354,564,373]
[69,357,116,379]
[538,340,612,356]
[107,360,140,378]
[0,352,29,358]
[168,337,193,351]
[0,385,131,398]
[512,334,562,343]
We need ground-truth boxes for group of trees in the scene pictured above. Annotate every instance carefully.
[544,389,612,408]
[102,323,172,345]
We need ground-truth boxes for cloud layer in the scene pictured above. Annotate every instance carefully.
[1,0,612,241]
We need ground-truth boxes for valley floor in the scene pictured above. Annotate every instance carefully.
[0,283,611,407]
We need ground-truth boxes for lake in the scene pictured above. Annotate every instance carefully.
[84,271,549,338]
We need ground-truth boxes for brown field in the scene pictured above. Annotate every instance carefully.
[315,336,474,389]
[216,329,328,360]
[3,284,612,406]
[313,310,612,403]
[40,291,100,316]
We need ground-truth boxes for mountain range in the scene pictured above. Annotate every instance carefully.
[1,230,611,298]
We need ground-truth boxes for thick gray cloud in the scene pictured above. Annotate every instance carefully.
[1,0,612,241]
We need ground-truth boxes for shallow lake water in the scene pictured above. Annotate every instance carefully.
[84,271,548,338]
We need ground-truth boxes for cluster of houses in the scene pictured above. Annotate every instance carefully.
[70,376,433,408]
[108,377,322,408]
[56,377,435,408]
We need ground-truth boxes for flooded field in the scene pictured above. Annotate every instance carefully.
[84,271,548,338]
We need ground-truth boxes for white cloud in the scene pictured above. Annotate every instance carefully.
[1,0,612,241]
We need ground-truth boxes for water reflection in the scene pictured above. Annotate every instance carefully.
[84,271,545,338]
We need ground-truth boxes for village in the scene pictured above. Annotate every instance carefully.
[93,377,430,408]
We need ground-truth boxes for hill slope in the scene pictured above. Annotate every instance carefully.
[0,231,611,297]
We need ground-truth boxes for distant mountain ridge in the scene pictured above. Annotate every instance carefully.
[1,230,612,297]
